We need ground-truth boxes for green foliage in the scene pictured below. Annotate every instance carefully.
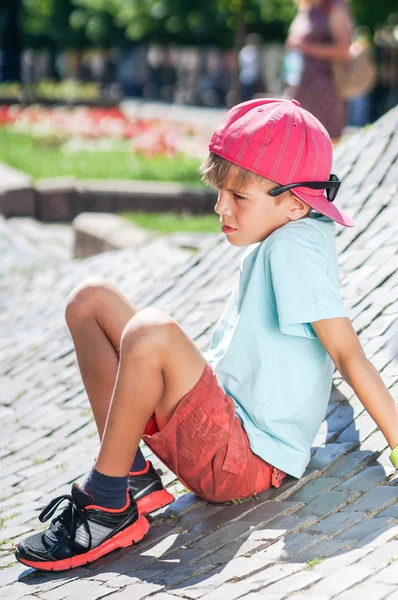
[305,556,325,570]
[7,0,398,49]
[350,0,397,31]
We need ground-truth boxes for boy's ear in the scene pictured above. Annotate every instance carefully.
[287,193,310,221]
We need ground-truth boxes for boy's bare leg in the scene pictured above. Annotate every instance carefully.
[65,278,139,439]
[95,308,207,477]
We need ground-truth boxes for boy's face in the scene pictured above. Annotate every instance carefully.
[214,168,308,247]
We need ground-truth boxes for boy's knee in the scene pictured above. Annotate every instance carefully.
[120,308,176,358]
[65,278,116,322]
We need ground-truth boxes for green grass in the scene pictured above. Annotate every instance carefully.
[305,556,325,570]
[0,128,203,183]
[122,211,221,234]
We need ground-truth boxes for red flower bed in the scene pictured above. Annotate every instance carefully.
[0,105,209,158]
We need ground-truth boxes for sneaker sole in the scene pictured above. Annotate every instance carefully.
[136,488,175,516]
[15,514,149,571]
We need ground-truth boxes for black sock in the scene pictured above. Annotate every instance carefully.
[82,467,128,509]
[130,447,146,473]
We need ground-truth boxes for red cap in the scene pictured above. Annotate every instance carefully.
[209,98,354,227]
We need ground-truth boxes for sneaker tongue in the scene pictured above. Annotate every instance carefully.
[71,483,97,508]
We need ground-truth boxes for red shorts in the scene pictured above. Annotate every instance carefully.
[143,363,286,503]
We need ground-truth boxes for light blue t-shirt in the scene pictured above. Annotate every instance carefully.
[205,213,347,479]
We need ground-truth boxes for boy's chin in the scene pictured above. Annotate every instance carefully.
[226,234,267,247]
[225,237,246,247]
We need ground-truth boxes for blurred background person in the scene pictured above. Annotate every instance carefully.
[238,34,264,102]
[284,0,353,142]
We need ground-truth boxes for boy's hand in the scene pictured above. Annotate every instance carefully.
[311,317,398,456]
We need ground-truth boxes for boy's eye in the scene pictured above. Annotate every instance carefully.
[233,193,246,200]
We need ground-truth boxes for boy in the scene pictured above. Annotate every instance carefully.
[16,98,398,571]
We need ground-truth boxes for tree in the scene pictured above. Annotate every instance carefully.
[2,0,396,55]
[2,0,22,81]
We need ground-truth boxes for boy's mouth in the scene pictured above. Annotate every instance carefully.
[221,225,237,234]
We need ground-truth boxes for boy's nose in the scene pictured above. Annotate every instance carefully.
[214,192,232,217]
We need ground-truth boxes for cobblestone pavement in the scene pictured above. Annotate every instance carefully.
[1,106,398,598]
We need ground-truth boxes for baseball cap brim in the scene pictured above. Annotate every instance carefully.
[292,187,355,228]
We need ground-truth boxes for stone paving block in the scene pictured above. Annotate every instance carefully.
[239,500,305,525]
[0,524,35,544]
[369,563,398,585]
[308,443,357,473]
[2,592,37,600]
[0,580,61,600]
[7,429,52,453]
[251,532,326,562]
[0,474,24,489]
[334,465,390,492]
[305,510,366,538]
[251,512,319,542]
[335,517,396,543]
[297,490,361,518]
[146,595,180,600]
[185,500,303,543]
[232,594,284,600]
[304,566,384,598]
[309,547,374,574]
[15,437,54,461]
[202,504,299,550]
[133,524,182,556]
[288,478,343,503]
[354,523,398,548]
[295,538,355,563]
[0,378,30,407]
[335,412,378,445]
[376,504,398,519]
[103,581,163,598]
[259,569,323,596]
[1,460,33,479]
[281,596,331,600]
[188,521,255,553]
[197,563,303,600]
[0,491,43,511]
[5,511,41,529]
[0,563,33,588]
[320,403,355,434]
[360,429,390,453]
[339,486,398,515]
[355,541,398,569]
[165,555,269,599]
[333,580,395,600]
[234,513,319,557]
[85,551,154,580]
[38,579,113,600]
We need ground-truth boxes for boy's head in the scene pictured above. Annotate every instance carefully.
[201,98,353,247]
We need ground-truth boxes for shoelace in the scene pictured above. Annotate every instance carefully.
[39,494,92,549]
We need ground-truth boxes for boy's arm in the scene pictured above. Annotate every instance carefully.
[311,317,398,457]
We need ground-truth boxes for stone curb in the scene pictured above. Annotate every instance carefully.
[73,212,156,258]
[0,175,217,222]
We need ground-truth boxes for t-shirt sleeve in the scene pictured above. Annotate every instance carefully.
[269,238,347,338]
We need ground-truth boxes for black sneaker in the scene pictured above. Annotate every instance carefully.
[129,460,174,515]
[15,483,149,571]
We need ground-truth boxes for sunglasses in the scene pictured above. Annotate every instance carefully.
[269,174,341,203]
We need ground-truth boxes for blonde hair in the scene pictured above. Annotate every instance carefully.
[200,152,311,214]
[200,152,267,190]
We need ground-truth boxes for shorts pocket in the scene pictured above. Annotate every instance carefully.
[179,405,224,463]
[221,427,248,476]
